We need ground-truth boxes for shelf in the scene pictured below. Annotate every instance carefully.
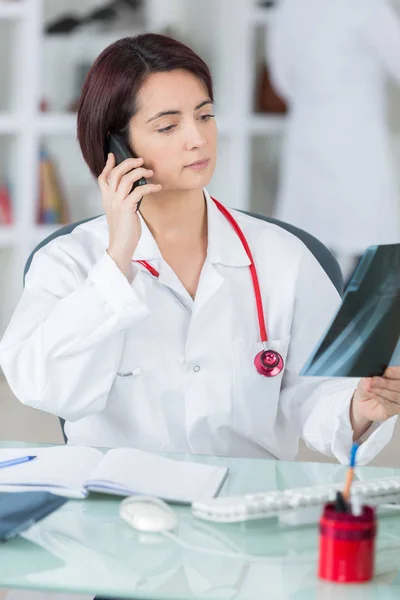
[1,114,285,138]
[216,118,230,136]
[249,114,286,135]
[250,6,275,25]
[0,1,26,20]
[218,115,286,137]
[0,226,18,246]
[0,113,78,135]
[37,113,77,135]
[0,114,21,134]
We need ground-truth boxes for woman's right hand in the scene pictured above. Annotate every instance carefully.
[98,153,162,275]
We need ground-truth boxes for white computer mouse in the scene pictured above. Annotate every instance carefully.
[119,496,178,533]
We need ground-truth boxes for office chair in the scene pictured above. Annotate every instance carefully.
[24,211,344,443]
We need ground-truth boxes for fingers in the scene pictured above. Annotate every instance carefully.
[357,369,400,422]
[98,153,116,191]
[124,182,162,211]
[383,366,400,380]
[371,376,400,394]
[117,167,154,200]
[369,375,400,406]
[371,395,399,419]
[370,387,399,404]
[107,157,144,192]
[98,153,162,214]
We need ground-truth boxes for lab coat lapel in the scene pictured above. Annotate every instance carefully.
[192,192,251,315]
[130,190,251,313]
[204,190,251,269]
[158,260,194,309]
[191,260,224,317]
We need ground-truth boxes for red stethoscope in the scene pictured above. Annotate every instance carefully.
[133,197,284,378]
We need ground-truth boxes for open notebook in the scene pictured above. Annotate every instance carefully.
[0,446,228,502]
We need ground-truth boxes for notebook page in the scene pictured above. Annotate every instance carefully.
[85,448,228,503]
[0,446,103,498]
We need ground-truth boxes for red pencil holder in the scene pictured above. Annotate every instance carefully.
[318,502,376,583]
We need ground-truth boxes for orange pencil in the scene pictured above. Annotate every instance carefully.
[342,443,359,503]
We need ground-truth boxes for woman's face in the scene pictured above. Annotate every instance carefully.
[128,69,217,192]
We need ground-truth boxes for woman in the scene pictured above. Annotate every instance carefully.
[268,0,400,279]
[0,34,399,464]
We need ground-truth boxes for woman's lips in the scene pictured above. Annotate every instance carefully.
[185,159,210,171]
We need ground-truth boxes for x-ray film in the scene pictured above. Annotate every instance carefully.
[301,244,400,377]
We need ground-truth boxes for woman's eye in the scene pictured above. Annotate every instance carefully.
[156,114,215,133]
[157,125,176,134]
[200,114,215,122]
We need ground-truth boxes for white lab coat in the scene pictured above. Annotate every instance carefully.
[268,0,400,254]
[0,191,396,463]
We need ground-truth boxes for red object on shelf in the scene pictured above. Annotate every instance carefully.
[0,181,13,225]
[255,62,287,114]
[318,503,376,583]
[39,98,49,112]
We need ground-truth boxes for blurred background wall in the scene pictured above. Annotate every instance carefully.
[0,0,400,463]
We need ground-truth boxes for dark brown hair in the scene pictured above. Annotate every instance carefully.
[77,33,214,178]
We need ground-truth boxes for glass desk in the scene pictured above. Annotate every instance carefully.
[0,441,400,599]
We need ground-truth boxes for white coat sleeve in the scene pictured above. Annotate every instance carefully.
[0,243,149,421]
[363,0,400,83]
[279,247,397,465]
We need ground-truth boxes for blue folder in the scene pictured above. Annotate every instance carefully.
[0,491,67,541]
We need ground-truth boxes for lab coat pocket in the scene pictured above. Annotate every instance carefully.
[113,367,144,404]
[116,368,142,378]
[232,337,290,440]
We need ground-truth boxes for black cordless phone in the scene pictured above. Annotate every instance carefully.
[106,133,147,211]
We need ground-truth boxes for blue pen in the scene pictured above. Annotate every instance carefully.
[0,455,37,469]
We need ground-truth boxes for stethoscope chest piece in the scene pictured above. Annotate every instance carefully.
[254,350,284,377]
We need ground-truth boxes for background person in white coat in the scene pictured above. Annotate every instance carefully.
[1,34,400,464]
[268,0,400,279]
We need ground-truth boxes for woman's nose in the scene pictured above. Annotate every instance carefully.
[184,123,207,150]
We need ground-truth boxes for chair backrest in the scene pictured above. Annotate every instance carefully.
[23,215,100,285]
[240,211,343,295]
[23,211,343,443]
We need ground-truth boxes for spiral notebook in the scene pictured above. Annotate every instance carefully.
[0,446,228,503]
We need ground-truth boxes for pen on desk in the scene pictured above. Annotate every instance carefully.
[342,442,359,503]
[0,455,37,469]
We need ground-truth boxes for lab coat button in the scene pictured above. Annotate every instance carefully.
[193,365,201,373]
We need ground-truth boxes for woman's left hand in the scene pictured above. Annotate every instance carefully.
[351,366,400,436]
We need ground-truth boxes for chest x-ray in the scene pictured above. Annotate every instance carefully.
[301,244,400,377]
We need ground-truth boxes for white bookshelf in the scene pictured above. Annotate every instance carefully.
[0,0,284,336]
[0,114,20,133]
[250,5,275,25]
[250,114,285,135]
[0,112,284,139]
[37,113,78,134]
[202,0,285,214]
[0,0,27,19]
[0,226,18,246]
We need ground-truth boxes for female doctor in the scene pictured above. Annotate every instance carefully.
[0,33,399,464]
